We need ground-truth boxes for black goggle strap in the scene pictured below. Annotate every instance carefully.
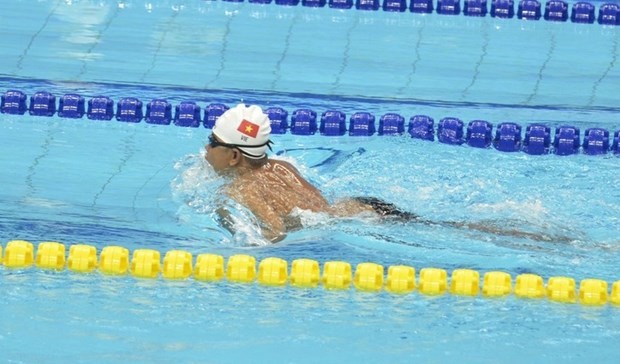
[236,140,274,158]
[209,135,273,156]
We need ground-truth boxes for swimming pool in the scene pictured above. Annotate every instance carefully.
[1,0,620,362]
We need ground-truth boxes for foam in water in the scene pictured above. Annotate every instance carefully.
[171,150,280,246]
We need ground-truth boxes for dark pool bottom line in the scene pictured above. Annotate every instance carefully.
[1,240,619,307]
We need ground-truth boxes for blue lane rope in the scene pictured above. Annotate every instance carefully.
[221,0,616,26]
[2,89,619,156]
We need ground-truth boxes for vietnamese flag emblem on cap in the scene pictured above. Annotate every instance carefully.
[237,119,260,138]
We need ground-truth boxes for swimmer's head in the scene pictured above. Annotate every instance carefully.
[212,104,272,159]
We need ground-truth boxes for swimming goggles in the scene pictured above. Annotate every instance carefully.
[208,134,273,158]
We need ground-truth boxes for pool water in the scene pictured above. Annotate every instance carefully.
[1,1,620,363]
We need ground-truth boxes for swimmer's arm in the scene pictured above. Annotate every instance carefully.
[225,185,287,243]
[215,207,236,235]
[229,187,286,243]
[215,205,286,243]
[247,200,287,243]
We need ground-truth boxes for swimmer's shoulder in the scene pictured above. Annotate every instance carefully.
[268,158,300,173]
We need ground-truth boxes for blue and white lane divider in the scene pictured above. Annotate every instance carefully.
[152,0,618,26]
[2,89,620,156]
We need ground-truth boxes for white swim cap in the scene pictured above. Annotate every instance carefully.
[212,104,272,159]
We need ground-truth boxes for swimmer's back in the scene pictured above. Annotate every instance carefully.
[228,158,329,216]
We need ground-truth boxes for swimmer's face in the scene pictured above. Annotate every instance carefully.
[205,134,238,172]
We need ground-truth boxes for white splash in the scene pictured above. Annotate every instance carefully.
[170,151,271,246]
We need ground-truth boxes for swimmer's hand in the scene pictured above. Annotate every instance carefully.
[262,229,286,243]
[215,207,236,235]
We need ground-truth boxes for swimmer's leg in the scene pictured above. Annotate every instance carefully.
[351,198,574,242]
[439,219,576,243]
[347,197,574,243]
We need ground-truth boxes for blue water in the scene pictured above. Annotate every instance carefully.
[1,1,620,363]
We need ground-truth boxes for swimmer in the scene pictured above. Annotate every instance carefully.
[204,103,408,242]
[205,104,574,244]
